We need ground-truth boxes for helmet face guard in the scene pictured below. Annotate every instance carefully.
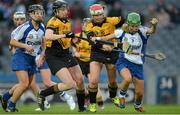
[127,12,141,26]
[28,4,44,13]
[53,0,68,13]
[13,12,26,26]
[28,4,44,24]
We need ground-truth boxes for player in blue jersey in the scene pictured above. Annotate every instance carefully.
[9,12,26,54]
[0,4,45,112]
[0,7,75,112]
[114,12,158,112]
[93,12,158,112]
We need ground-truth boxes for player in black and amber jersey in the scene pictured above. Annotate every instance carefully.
[84,4,124,112]
[37,0,86,112]
[72,19,104,109]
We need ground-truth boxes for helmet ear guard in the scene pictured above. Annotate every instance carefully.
[89,4,104,16]
[127,12,141,26]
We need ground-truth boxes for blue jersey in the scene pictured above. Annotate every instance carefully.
[11,21,45,73]
[115,26,150,80]
[114,26,149,64]
[13,21,45,56]
[11,25,24,39]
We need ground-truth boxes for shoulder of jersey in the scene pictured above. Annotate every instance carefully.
[139,26,146,31]
[12,22,28,33]
[106,17,120,23]
[50,16,70,22]
[85,21,93,27]
[23,21,30,26]
[20,21,31,29]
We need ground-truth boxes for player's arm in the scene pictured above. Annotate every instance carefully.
[147,18,158,34]
[10,39,34,53]
[10,39,27,49]
[45,24,74,41]
[45,28,66,41]
[72,46,80,58]
[93,17,124,41]
[40,37,46,57]
[93,33,115,41]
[72,43,90,58]
[36,37,46,67]
[10,27,34,53]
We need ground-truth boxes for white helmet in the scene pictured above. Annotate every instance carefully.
[13,11,26,19]
[89,4,104,16]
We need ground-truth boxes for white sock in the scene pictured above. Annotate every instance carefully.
[60,92,70,100]
[119,94,126,98]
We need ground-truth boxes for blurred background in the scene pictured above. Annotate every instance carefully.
[0,0,180,105]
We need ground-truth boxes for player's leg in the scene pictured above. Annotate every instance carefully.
[40,69,56,87]
[131,65,145,112]
[6,71,30,112]
[28,73,50,111]
[38,68,76,110]
[105,64,119,107]
[84,73,104,110]
[29,74,40,95]
[68,65,86,112]
[118,68,132,108]
[40,68,75,110]
[39,56,77,97]
[133,77,145,112]
[0,84,18,111]
[87,61,102,112]
[115,58,133,108]
[96,87,104,109]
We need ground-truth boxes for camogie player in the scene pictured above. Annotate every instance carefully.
[37,0,86,112]
[0,4,45,112]
[84,4,124,112]
[72,18,104,109]
[0,7,75,112]
[9,12,26,54]
[114,12,158,112]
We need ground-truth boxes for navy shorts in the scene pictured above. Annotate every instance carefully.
[38,60,49,69]
[115,57,144,80]
[12,52,37,74]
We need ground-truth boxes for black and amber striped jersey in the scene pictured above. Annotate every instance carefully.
[74,32,91,62]
[84,17,122,51]
[45,16,72,56]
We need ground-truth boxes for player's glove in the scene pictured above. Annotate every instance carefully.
[122,42,132,54]
[65,32,75,38]
[87,32,95,39]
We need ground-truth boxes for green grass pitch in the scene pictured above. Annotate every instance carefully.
[0,103,180,114]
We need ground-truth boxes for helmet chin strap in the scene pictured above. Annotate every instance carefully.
[55,10,68,20]
[31,17,42,24]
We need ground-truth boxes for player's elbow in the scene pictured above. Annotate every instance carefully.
[44,34,51,40]
[9,39,16,46]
